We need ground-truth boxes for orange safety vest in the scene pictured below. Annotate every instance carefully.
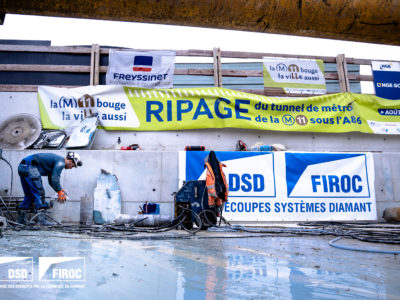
[205,161,229,207]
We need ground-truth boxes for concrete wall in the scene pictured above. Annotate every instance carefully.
[1,149,400,223]
[1,91,400,223]
[0,150,178,223]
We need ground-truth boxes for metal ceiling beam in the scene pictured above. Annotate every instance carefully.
[1,0,399,45]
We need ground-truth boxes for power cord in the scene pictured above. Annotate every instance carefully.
[0,149,15,221]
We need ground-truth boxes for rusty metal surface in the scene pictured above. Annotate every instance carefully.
[1,0,399,45]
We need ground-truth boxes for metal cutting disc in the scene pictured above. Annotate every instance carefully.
[0,114,42,150]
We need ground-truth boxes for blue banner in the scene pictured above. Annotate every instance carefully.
[372,61,400,100]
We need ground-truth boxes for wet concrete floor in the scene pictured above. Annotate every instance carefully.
[0,230,399,299]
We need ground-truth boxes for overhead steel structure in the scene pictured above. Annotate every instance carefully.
[0,0,399,45]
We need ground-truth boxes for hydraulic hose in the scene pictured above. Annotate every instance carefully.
[329,236,400,255]
[0,156,15,221]
[1,156,14,201]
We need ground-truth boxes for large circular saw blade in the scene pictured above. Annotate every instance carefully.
[0,114,42,150]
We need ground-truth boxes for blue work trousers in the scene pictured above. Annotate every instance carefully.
[18,163,49,210]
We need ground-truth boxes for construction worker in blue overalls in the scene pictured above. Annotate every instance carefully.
[17,152,82,225]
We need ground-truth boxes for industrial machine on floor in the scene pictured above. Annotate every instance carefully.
[175,180,219,230]
[0,216,6,238]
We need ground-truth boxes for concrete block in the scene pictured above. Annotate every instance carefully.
[49,200,81,224]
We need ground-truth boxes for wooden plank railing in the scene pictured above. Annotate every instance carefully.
[0,43,397,96]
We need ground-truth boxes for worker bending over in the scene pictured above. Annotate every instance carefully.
[17,152,82,225]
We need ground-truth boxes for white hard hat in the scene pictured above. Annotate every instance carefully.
[67,151,83,167]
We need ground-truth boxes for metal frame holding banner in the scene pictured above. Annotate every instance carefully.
[179,151,376,222]
[38,85,400,134]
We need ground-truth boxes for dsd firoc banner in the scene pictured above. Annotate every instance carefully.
[263,58,326,95]
[106,50,175,88]
[38,85,400,134]
[179,151,376,222]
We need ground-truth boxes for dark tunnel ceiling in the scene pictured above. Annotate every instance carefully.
[1,0,400,45]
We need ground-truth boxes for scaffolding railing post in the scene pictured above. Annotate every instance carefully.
[213,47,222,87]
[90,44,100,86]
[336,54,350,92]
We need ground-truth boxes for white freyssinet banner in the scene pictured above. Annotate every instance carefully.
[179,151,376,222]
[106,50,175,88]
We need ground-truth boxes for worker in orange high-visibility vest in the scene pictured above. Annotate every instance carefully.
[204,151,228,214]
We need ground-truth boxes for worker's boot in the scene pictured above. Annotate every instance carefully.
[37,214,53,226]
[17,210,35,226]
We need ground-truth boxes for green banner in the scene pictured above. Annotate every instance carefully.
[38,86,400,134]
